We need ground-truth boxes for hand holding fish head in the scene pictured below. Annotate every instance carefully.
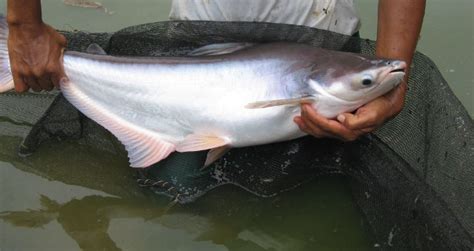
[295,54,407,141]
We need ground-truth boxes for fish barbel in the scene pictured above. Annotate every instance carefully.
[0,21,406,168]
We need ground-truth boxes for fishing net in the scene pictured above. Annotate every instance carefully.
[1,21,472,250]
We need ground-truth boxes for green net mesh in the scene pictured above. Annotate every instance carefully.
[1,21,472,250]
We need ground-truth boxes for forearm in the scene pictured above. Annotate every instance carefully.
[375,0,425,113]
[7,0,42,26]
[376,0,426,76]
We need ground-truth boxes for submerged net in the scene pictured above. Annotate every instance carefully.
[2,21,472,250]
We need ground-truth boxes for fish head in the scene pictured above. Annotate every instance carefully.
[306,52,406,117]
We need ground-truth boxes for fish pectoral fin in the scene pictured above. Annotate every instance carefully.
[86,43,107,55]
[204,146,231,167]
[176,134,230,152]
[245,96,316,109]
[188,43,255,56]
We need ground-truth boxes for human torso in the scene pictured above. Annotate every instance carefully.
[169,0,360,35]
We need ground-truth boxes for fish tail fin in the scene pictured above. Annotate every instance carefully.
[0,16,14,93]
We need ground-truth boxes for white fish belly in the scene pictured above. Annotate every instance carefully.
[61,54,303,148]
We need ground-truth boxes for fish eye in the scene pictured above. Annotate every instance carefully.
[362,76,373,86]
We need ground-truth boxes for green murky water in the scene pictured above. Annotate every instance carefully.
[1,135,371,250]
[0,1,472,250]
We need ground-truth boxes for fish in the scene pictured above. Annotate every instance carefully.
[62,0,114,15]
[0,20,406,168]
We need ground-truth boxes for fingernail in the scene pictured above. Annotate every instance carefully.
[337,114,345,123]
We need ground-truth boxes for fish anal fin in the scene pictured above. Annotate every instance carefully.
[204,146,231,167]
[60,80,175,168]
[124,132,176,168]
[245,96,316,109]
[188,43,255,56]
[176,134,229,152]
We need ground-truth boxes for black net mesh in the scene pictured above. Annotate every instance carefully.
[2,21,472,250]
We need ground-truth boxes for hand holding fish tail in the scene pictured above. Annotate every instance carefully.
[7,0,67,92]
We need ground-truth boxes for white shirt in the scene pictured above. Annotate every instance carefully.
[169,0,361,35]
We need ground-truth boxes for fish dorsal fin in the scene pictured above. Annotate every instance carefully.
[245,96,316,109]
[60,80,175,168]
[188,43,255,56]
[86,43,107,55]
[204,146,231,167]
[176,134,229,152]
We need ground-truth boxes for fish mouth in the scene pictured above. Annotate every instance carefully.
[383,61,407,88]
[378,62,406,91]
[390,68,406,73]
[388,61,407,74]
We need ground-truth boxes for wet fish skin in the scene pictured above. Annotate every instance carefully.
[0,22,406,168]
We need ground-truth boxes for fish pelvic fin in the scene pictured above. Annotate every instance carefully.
[245,96,316,109]
[204,146,231,167]
[60,79,175,168]
[176,134,230,153]
[188,43,255,56]
[0,16,14,93]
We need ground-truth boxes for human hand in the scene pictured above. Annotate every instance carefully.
[7,22,67,92]
[294,82,407,141]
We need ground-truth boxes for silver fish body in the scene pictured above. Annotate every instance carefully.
[0,25,406,168]
[63,44,316,147]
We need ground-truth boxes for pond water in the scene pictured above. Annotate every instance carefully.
[0,134,371,250]
[0,1,472,250]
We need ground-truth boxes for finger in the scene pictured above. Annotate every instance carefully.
[293,116,303,126]
[299,108,345,139]
[25,76,41,92]
[57,33,68,48]
[51,73,60,89]
[294,116,308,132]
[38,74,54,91]
[12,72,29,92]
[48,62,66,89]
[294,116,310,133]
[301,105,360,141]
[294,116,326,138]
[360,126,377,134]
[300,113,347,140]
[47,54,68,89]
[51,72,68,89]
[337,111,379,130]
